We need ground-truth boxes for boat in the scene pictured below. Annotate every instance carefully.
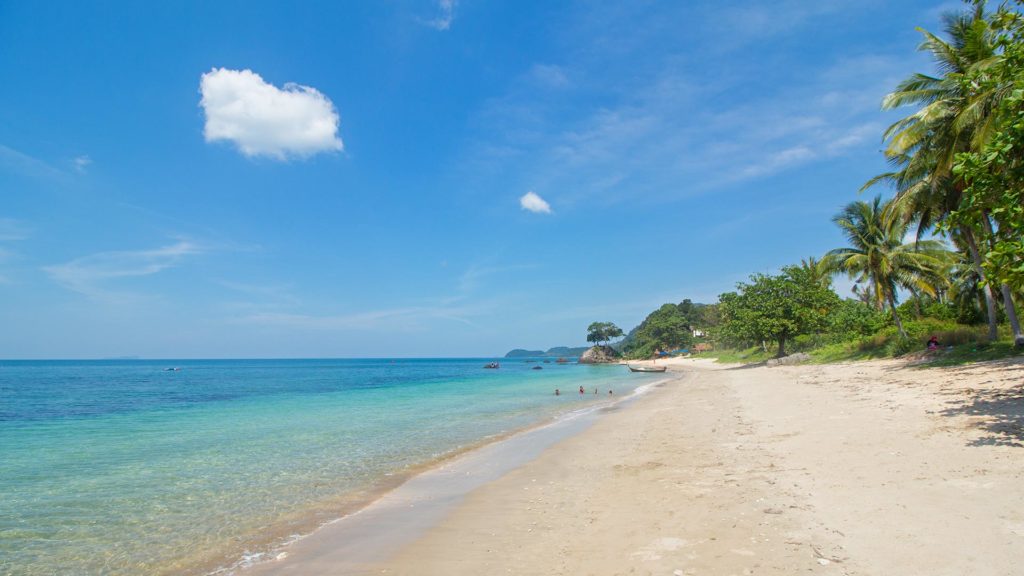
[555,357,569,363]
[483,362,500,369]
[627,365,667,373]
[532,366,543,370]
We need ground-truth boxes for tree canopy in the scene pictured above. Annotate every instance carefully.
[718,265,840,357]
[586,322,624,346]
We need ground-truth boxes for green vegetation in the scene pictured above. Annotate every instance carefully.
[620,300,711,358]
[823,196,950,337]
[582,1,1024,366]
[586,322,624,347]
[718,266,839,357]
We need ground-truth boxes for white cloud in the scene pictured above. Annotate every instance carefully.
[199,68,343,160]
[422,0,457,30]
[519,191,552,214]
[44,240,203,296]
[72,155,92,173]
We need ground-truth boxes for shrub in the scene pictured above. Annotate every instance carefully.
[885,335,915,357]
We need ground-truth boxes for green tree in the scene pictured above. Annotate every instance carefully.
[632,304,694,356]
[586,321,624,346]
[718,265,840,357]
[872,2,1022,342]
[823,196,951,338]
[799,256,833,289]
[950,3,1024,344]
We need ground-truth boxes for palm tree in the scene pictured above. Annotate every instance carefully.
[823,196,951,338]
[852,282,878,309]
[798,256,832,289]
[871,3,1024,344]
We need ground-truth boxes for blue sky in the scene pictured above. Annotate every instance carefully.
[1,0,958,358]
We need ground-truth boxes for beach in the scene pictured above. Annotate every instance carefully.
[253,356,1024,575]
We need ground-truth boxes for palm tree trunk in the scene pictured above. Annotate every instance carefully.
[888,292,907,338]
[981,212,1024,346]
[909,287,923,318]
[962,226,999,341]
[1000,284,1024,346]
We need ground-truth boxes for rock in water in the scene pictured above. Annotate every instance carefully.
[578,345,621,364]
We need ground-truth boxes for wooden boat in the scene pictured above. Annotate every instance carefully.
[627,365,667,373]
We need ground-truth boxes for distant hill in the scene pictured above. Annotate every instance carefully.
[504,346,590,358]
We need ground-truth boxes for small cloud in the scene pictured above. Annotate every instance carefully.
[519,191,552,214]
[738,145,815,178]
[422,0,457,30]
[72,155,92,173]
[44,240,203,296]
[199,68,343,160]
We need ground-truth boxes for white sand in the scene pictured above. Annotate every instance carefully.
[381,356,1024,575]
[249,356,1024,575]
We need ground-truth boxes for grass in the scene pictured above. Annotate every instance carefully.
[707,322,1023,367]
[700,346,775,364]
[915,341,1023,367]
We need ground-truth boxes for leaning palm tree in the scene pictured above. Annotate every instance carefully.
[823,196,952,338]
[870,3,1023,344]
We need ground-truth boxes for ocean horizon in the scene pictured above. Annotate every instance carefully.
[0,357,661,575]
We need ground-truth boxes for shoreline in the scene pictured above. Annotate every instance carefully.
[230,369,673,575]
[324,356,1022,576]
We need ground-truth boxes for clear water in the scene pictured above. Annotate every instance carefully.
[0,358,656,575]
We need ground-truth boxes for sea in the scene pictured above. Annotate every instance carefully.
[0,358,662,575]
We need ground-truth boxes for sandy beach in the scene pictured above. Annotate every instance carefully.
[251,356,1024,575]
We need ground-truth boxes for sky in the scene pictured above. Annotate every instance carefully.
[0,0,962,358]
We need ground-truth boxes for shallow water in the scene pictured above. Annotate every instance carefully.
[0,358,656,575]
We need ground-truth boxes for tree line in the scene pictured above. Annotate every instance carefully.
[589,1,1024,359]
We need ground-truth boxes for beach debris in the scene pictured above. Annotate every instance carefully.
[763,507,784,515]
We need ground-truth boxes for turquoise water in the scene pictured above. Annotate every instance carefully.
[0,358,657,575]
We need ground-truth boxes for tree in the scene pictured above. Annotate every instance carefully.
[718,265,840,357]
[799,256,833,289]
[586,321,624,347]
[632,304,694,356]
[823,196,951,338]
[872,2,1022,343]
[950,4,1024,344]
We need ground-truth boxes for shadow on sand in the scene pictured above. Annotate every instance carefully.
[932,358,1024,447]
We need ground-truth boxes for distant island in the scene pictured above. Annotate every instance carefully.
[504,346,590,358]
